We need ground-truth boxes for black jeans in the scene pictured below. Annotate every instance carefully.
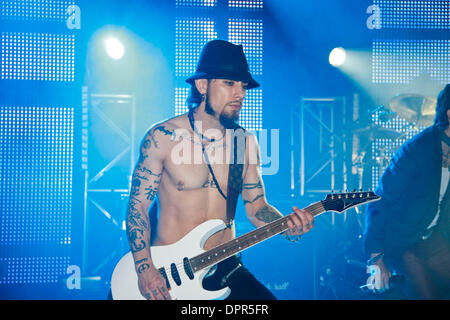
[202,255,277,300]
[387,229,450,299]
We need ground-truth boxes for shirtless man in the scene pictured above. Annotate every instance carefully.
[125,40,314,300]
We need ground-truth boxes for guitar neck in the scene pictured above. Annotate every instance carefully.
[189,201,326,273]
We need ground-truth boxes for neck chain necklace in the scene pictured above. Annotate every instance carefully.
[188,108,224,143]
[187,107,227,200]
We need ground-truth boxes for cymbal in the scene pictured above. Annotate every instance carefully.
[389,94,436,127]
[352,124,403,140]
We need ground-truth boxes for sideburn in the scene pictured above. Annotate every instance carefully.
[204,79,216,117]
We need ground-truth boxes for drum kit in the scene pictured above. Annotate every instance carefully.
[315,94,438,300]
[350,93,437,190]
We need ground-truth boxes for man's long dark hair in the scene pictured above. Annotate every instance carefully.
[186,83,203,110]
[434,84,450,128]
[186,79,215,110]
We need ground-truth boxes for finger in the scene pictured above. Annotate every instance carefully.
[150,288,162,300]
[379,274,389,292]
[287,212,303,234]
[161,286,172,300]
[384,274,390,290]
[285,214,296,231]
[294,207,314,228]
[375,278,386,293]
[159,286,171,300]
[144,292,152,300]
[292,208,311,232]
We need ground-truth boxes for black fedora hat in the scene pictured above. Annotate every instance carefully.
[186,40,259,89]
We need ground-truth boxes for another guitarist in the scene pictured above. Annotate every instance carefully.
[364,84,450,299]
[125,40,314,300]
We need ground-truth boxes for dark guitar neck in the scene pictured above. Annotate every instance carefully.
[189,201,326,273]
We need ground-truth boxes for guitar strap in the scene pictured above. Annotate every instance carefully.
[187,108,245,227]
[226,126,246,226]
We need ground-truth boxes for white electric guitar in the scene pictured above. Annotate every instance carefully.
[111,191,380,300]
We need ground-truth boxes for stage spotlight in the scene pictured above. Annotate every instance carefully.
[104,36,125,60]
[329,47,346,67]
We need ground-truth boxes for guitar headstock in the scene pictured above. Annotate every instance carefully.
[322,191,380,213]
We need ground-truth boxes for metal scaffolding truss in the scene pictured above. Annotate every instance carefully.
[292,97,367,299]
[291,97,348,202]
[81,88,136,275]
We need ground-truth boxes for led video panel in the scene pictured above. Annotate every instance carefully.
[1,0,76,22]
[373,0,450,29]
[229,0,263,10]
[228,18,263,76]
[372,39,450,84]
[0,106,73,246]
[1,32,76,82]
[175,18,218,77]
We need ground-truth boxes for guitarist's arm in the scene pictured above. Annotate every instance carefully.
[241,134,314,237]
[125,125,173,300]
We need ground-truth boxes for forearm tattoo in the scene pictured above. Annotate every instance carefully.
[126,173,160,250]
[254,204,283,223]
[135,257,151,274]
[126,191,151,254]
[126,155,162,259]
[128,228,146,253]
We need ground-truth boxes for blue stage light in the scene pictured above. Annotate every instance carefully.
[104,36,125,60]
[329,47,346,67]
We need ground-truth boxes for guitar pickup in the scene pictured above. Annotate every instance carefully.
[183,257,194,280]
[171,263,182,286]
[159,267,171,290]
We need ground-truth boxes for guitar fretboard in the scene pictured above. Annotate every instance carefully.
[189,201,325,273]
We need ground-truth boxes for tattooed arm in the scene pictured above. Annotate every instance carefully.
[125,124,173,300]
[242,134,314,236]
[241,134,282,227]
